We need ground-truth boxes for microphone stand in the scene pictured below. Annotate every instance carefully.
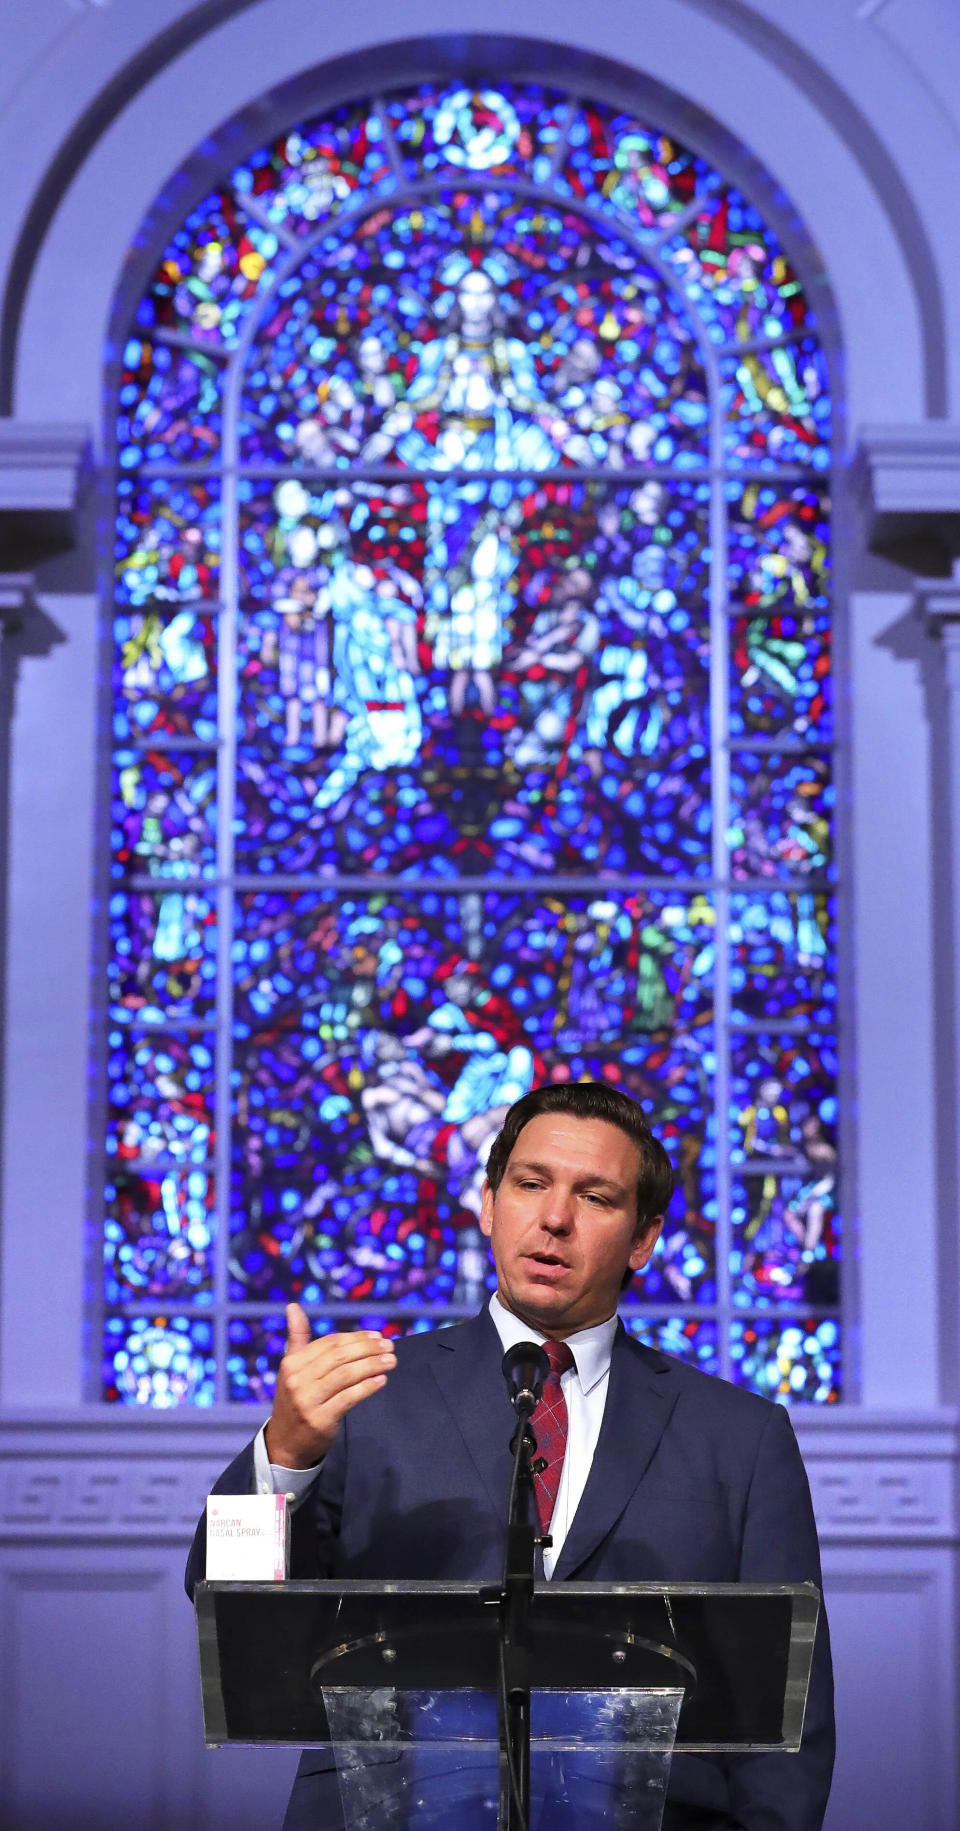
[499,1398,548,1831]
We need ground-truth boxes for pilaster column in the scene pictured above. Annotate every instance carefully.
[915,582,960,1400]
[0,428,92,1412]
[855,426,960,1402]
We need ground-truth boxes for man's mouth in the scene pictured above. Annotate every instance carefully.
[525,1252,569,1277]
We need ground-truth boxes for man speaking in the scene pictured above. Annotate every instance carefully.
[187,1081,834,1829]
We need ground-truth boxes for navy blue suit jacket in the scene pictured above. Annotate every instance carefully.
[187,1311,834,1829]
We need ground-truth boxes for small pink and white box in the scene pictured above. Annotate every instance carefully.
[205,1493,290,1581]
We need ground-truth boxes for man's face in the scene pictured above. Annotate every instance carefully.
[479,1113,663,1338]
[459,270,495,330]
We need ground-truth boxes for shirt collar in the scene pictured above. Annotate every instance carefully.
[488,1293,617,1396]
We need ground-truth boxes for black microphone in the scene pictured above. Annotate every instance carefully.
[502,1342,549,1419]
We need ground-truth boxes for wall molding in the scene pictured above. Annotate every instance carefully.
[853,421,960,573]
[0,417,91,564]
[1,1408,956,1544]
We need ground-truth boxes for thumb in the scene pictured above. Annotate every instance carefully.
[284,1302,312,1355]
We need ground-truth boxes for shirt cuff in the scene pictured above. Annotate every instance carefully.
[251,1423,324,1508]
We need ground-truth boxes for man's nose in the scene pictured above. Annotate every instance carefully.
[540,1190,575,1231]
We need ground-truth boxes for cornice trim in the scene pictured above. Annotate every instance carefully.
[0,418,92,564]
[854,421,960,574]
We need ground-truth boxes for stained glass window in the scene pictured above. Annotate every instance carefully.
[104,80,838,1407]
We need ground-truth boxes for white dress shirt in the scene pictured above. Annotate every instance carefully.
[487,1294,617,1578]
[253,1295,618,1580]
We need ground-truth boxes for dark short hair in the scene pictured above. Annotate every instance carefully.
[485,1082,674,1235]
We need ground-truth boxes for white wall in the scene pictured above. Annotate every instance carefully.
[2,0,958,1413]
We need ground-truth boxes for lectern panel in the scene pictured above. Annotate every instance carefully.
[197,1578,818,1752]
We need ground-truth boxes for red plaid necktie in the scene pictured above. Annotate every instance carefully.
[533,1340,576,1533]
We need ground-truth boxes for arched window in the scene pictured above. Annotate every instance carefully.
[104,79,838,1406]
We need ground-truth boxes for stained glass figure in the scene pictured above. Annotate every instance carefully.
[106,80,837,1402]
[111,748,217,877]
[105,1167,214,1302]
[732,1174,839,1308]
[106,1031,215,1165]
[234,475,710,876]
[107,890,217,1026]
[227,887,714,1307]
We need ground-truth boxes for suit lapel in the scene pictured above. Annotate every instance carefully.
[429,1310,516,1520]
[553,1325,678,1580]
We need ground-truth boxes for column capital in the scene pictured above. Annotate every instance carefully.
[0,572,35,637]
[916,578,960,635]
[916,579,960,693]
[0,419,92,567]
[853,423,960,576]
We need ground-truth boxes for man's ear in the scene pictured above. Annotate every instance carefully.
[629,1214,664,1273]
[479,1178,494,1239]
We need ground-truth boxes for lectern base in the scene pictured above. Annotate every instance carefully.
[322,1686,683,1831]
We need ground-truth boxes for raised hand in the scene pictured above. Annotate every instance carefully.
[263,1303,397,1469]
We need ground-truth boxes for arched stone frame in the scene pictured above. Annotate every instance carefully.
[97,60,843,1405]
[0,1,955,1424]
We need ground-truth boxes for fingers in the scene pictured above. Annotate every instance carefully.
[268,1327,397,1467]
[283,1326,395,1381]
[286,1335,397,1415]
[285,1301,312,1355]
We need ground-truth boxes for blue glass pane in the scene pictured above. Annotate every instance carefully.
[721,340,830,470]
[102,1315,216,1406]
[728,485,830,616]
[106,1030,215,1165]
[623,1166,717,1305]
[115,476,220,607]
[729,892,836,1025]
[231,99,396,239]
[117,339,223,465]
[383,83,570,183]
[104,1167,214,1301]
[555,106,711,231]
[730,1317,840,1404]
[621,1315,719,1375]
[143,190,283,347]
[731,1029,837,1161]
[729,750,832,881]
[730,609,831,745]
[660,188,818,344]
[110,747,217,878]
[731,1174,839,1307]
[107,889,217,1025]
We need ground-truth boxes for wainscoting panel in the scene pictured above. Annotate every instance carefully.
[0,1543,298,1831]
[823,1552,957,1831]
[0,1555,176,1831]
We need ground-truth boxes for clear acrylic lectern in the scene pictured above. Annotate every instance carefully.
[196,1577,819,1831]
